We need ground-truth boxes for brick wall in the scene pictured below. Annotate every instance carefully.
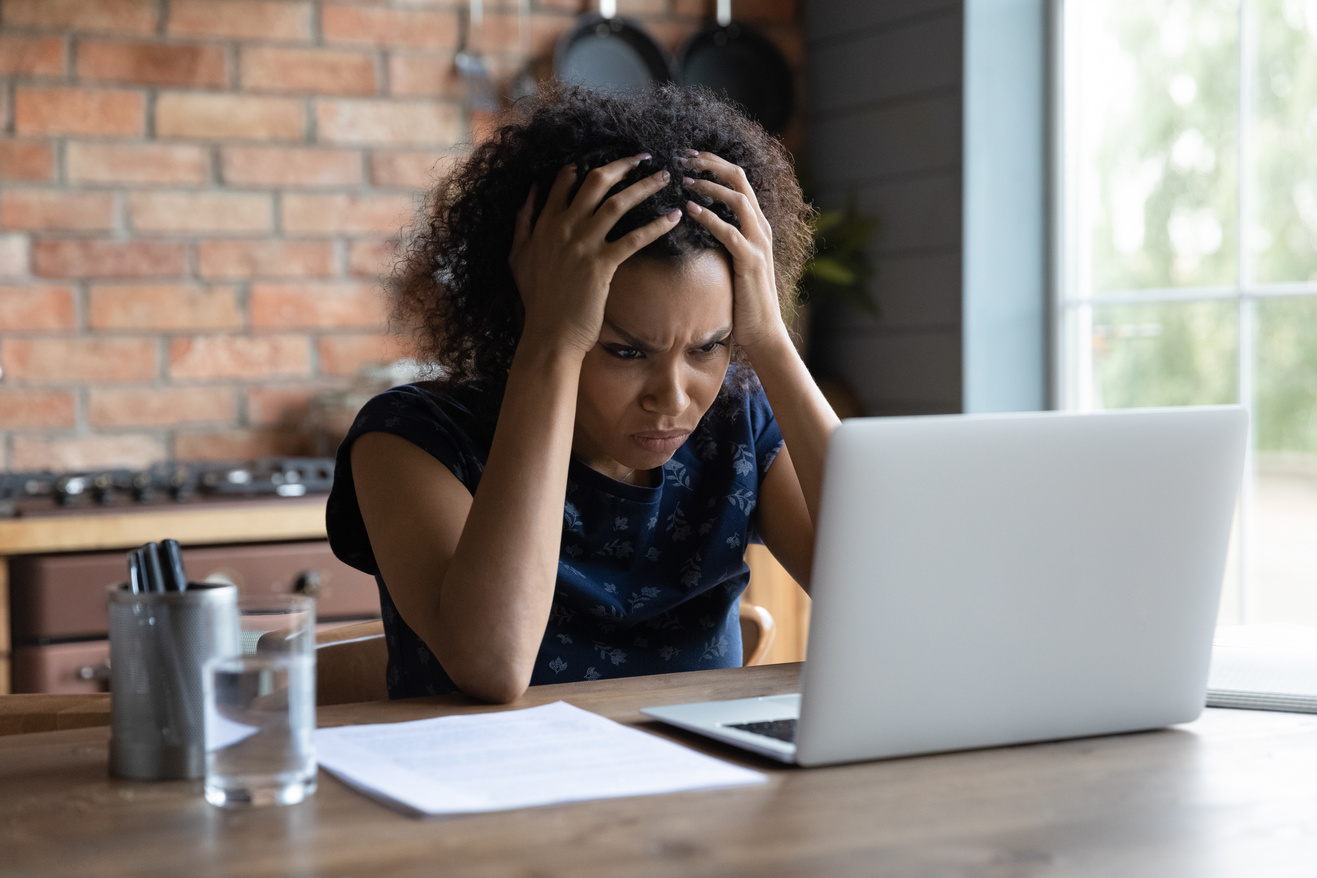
[0,0,802,472]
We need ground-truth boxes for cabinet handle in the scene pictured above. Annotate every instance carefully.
[295,570,324,598]
[77,662,112,682]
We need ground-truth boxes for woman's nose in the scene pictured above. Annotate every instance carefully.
[642,367,688,415]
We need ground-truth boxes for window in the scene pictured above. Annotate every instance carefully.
[1058,0,1317,623]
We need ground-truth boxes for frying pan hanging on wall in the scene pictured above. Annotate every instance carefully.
[679,0,794,135]
[554,0,676,93]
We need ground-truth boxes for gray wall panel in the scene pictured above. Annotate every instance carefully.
[806,0,961,45]
[809,92,961,186]
[809,13,962,116]
[814,331,963,413]
[806,0,965,416]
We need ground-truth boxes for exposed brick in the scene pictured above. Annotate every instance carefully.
[220,147,362,187]
[167,1,313,41]
[246,384,317,427]
[0,390,77,429]
[528,14,579,58]
[368,151,453,188]
[387,53,460,98]
[156,92,305,141]
[251,282,386,328]
[174,427,309,461]
[0,283,76,330]
[0,234,30,276]
[33,240,187,278]
[168,335,312,379]
[240,47,377,96]
[89,283,243,330]
[14,87,145,137]
[1,190,116,231]
[321,6,457,49]
[88,386,235,427]
[11,434,167,471]
[77,40,227,88]
[282,193,415,235]
[0,35,66,76]
[2,337,157,383]
[128,191,272,234]
[347,239,395,280]
[66,141,209,184]
[316,333,412,376]
[197,240,336,278]
[0,141,56,182]
[317,98,461,147]
[1,0,159,35]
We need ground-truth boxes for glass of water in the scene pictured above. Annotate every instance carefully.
[204,594,317,808]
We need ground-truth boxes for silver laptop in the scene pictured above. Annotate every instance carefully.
[642,406,1248,766]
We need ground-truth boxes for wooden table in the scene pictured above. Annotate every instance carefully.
[3,663,1317,877]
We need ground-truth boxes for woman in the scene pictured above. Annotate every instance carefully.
[327,84,840,703]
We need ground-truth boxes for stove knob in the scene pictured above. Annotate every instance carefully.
[295,570,324,598]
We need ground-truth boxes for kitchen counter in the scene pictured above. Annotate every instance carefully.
[0,497,329,695]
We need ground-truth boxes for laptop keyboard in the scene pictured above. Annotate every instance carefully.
[726,718,797,743]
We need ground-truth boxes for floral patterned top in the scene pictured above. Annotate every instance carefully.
[325,371,785,699]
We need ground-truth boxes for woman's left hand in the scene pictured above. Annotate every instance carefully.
[681,151,790,355]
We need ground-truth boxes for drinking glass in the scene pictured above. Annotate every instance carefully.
[204,594,317,808]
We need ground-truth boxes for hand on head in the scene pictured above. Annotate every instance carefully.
[509,148,787,361]
[509,153,680,358]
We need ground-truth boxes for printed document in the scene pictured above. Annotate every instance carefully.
[314,701,766,816]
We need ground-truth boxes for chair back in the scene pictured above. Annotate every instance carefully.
[314,603,777,706]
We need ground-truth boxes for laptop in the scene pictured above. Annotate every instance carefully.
[642,406,1249,767]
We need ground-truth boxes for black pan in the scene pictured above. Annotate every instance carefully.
[678,0,793,135]
[554,0,675,93]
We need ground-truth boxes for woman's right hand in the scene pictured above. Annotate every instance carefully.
[509,154,679,358]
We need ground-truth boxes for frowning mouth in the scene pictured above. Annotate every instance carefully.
[630,430,690,455]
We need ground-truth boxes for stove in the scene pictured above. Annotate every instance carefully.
[0,457,336,518]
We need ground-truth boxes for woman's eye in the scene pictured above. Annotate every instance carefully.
[695,340,727,355]
[607,346,643,360]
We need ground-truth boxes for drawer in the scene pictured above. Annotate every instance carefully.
[12,642,110,695]
[10,541,380,642]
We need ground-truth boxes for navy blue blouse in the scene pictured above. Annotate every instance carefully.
[325,372,785,699]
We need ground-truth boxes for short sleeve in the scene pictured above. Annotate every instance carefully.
[325,383,495,576]
[745,382,785,480]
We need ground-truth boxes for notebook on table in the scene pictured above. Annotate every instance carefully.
[643,406,1249,767]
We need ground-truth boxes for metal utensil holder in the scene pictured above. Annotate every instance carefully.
[108,582,239,780]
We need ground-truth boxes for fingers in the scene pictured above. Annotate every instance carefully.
[682,196,748,257]
[570,152,652,217]
[682,151,771,240]
[583,167,672,240]
[607,208,683,263]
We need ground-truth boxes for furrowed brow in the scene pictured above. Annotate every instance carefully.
[602,319,662,353]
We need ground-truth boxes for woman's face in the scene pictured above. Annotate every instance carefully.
[573,251,734,484]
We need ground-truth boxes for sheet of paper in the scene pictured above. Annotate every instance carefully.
[1209,624,1317,698]
[314,701,766,816]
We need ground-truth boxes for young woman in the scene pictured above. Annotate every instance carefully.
[326,84,840,703]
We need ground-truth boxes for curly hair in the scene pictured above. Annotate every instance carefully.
[391,82,814,387]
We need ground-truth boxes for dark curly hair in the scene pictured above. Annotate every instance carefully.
[391,82,813,387]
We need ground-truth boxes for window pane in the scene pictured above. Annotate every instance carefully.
[1252,0,1317,283]
[1073,0,1239,292]
[1254,295,1317,623]
[1091,300,1239,409]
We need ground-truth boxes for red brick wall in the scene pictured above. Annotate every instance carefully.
[0,0,802,472]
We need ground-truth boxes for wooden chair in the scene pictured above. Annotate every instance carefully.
[314,602,778,707]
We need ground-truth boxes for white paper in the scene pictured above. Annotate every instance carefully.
[1208,624,1317,712]
[314,701,766,816]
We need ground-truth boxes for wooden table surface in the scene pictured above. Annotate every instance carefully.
[3,662,1317,878]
